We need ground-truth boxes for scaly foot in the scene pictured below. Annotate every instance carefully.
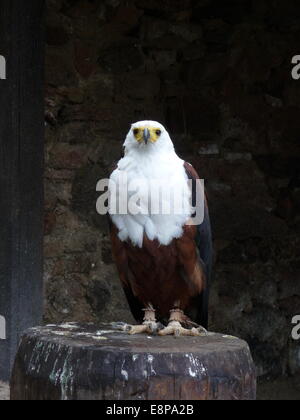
[124,306,160,335]
[158,321,206,337]
[128,321,160,335]
[158,309,208,337]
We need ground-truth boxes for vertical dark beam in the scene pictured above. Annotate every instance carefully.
[0,0,45,381]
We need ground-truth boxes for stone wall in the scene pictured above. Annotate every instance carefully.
[45,0,300,378]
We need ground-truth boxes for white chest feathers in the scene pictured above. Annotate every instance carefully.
[109,149,193,248]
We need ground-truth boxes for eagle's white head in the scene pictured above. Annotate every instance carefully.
[110,120,192,247]
[124,120,174,154]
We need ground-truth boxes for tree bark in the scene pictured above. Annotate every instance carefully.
[11,323,256,400]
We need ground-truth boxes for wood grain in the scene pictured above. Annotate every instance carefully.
[11,324,257,400]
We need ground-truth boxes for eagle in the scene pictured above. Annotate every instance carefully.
[108,121,212,336]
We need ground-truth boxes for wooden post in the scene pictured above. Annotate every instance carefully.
[11,324,257,400]
[0,0,45,382]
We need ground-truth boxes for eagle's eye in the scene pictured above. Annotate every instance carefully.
[133,128,139,136]
[156,130,162,136]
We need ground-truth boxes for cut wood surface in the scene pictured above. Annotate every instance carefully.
[11,323,256,400]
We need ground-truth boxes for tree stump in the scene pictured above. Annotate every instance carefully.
[10,323,256,400]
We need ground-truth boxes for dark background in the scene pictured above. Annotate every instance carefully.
[44,0,300,397]
[0,0,44,382]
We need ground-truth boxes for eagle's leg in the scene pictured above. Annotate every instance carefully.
[158,309,207,337]
[128,305,160,335]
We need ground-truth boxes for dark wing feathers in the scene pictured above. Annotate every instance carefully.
[184,162,213,329]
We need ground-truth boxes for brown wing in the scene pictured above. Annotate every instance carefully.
[183,162,213,329]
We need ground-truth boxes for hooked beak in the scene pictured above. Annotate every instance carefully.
[143,128,151,145]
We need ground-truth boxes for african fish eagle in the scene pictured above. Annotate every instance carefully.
[108,121,213,336]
